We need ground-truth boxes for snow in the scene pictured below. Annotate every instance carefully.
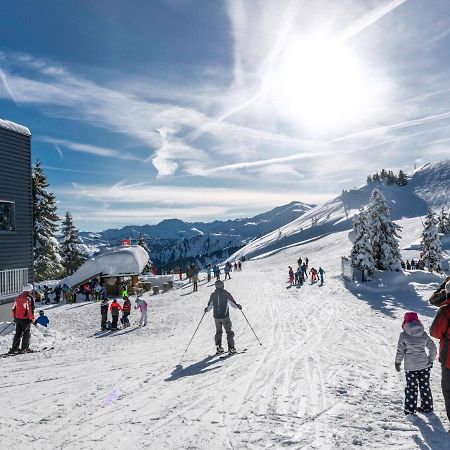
[1,215,449,449]
[0,118,31,136]
[64,245,149,287]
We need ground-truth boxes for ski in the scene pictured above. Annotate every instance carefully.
[1,346,54,358]
[219,348,248,359]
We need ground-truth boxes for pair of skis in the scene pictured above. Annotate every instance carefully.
[214,348,247,359]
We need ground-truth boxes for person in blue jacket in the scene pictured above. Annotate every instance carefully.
[34,310,49,328]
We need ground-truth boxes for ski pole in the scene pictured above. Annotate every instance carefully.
[0,321,14,335]
[178,311,206,366]
[240,309,262,346]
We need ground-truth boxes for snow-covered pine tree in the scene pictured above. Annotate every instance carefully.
[397,170,408,186]
[60,212,86,276]
[437,208,450,234]
[420,210,443,273]
[350,208,375,279]
[367,189,402,271]
[32,160,63,281]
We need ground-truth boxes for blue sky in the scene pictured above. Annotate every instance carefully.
[1,0,450,231]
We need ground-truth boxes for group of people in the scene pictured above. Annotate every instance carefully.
[100,293,148,331]
[401,259,426,271]
[288,257,325,287]
[395,278,450,428]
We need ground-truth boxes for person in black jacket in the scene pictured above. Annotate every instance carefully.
[204,280,242,354]
[100,299,109,331]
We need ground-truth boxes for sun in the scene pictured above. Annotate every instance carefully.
[267,39,371,133]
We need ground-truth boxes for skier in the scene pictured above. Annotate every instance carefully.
[213,265,221,281]
[224,264,231,280]
[288,266,294,286]
[238,261,242,271]
[135,298,148,327]
[9,284,35,354]
[233,262,238,271]
[318,267,326,285]
[301,263,308,280]
[121,284,128,299]
[406,260,411,270]
[43,285,52,304]
[192,271,199,292]
[297,257,302,267]
[179,268,183,280]
[396,312,436,415]
[53,284,62,303]
[305,257,309,269]
[34,310,49,328]
[430,281,450,425]
[204,280,242,354]
[309,267,318,284]
[206,264,212,283]
[100,298,109,331]
[110,299,122,329]
[122,296,132,327]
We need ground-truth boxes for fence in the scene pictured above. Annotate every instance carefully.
[0,268,28,300]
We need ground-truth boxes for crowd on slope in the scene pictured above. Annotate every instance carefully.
[287,256,326,287]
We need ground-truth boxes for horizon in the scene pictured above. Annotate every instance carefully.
[2,1,450,230]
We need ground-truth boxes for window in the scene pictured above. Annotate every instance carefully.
[0,201,15,231]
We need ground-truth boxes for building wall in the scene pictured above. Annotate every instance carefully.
[0,125,33,285]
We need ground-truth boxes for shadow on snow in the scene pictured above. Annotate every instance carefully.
[165,355,223,381]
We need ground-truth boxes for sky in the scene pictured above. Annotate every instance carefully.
[1,0,450,231]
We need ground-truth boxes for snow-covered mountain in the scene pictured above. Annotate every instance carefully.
[79,201,314,267]
[231,160,450,261]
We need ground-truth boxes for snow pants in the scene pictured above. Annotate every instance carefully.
[122,312,130,327]
[224,272,231,280]
[11,319,32,352]
[404,367,433,414]
[101,313,107,330]
[214,317,235,350]
[111,314,119,329]
[441,365,450,422]
[140,311,148,327]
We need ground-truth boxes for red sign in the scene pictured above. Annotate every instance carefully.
[121,239,131,246]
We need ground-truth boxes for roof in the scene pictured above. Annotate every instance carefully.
[64,245,149,287]
[0,119,31,136]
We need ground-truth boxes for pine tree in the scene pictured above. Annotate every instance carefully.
[367,175,373,185]
[420,210,443,273]
[397,170,408,186]
[60,212,86,276]
[32,160,63,281]
[367,189,402,271]
[437,208,450,234]
[350,208,375,279]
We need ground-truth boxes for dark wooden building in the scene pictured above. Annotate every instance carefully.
[0,119,33,304]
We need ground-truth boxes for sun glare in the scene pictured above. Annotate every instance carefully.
[269,40,371,133]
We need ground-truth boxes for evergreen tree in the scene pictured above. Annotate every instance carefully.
[397,170,408,186]
[350,208,375,279]
[367,175,373,185]
[32,160,63,281]
[137,233,152,271]
[386,170,396,185]
[60,212,86,276]
[367,189,402,271]
[380,169,388,181]
[420,210,443,273]
[372,172,381,182]
[437,208,450,234]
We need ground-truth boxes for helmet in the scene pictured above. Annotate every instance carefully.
[23,283,33,292]
[215,280,224,289]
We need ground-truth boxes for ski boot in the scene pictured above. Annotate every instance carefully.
[228,348,237,355]
[216,346,224,355]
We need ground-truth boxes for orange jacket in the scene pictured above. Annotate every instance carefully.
[109,301,122,314]
[430,297,450,368]
[12,292,35,321]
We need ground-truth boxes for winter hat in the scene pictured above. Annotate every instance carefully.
[39,310,44,315]
[22,283,33,292]
[445,281,450,294]
[402,311,419,328]
[215,280,224,289]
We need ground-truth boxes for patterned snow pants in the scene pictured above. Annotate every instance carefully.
[404,367,433,414]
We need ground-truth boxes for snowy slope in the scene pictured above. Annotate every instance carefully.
[231,160,450,261]
[0,216,449,449]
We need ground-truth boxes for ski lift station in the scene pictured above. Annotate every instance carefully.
[64,245,150,295]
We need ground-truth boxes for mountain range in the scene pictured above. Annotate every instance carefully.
[79,201,314,268]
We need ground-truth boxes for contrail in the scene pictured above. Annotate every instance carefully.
[0,69,19,106]
[187,0,408,144]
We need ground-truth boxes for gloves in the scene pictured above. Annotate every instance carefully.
[395,362,401,372]
[237,304,242,310]
[204,307,208,314]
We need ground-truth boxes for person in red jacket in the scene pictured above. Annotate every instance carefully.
[121,296,131,328]
[109,299,123,330]
[430,280,450,426]
[9,284,35,354]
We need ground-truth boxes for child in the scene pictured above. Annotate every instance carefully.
[395,312,437,415]
[34,310,49,328]
[109,299,122,330]
[135,298,148,327]
[122,296,131,328]
[288,266,294,285]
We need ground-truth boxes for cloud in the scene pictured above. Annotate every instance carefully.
[38,137,143,161]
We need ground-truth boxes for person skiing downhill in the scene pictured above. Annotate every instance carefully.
[396,312,436,415]
[9,284,35,354]
[204,280,242,354]
[318,267,326,285]
[135,298,148,327]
